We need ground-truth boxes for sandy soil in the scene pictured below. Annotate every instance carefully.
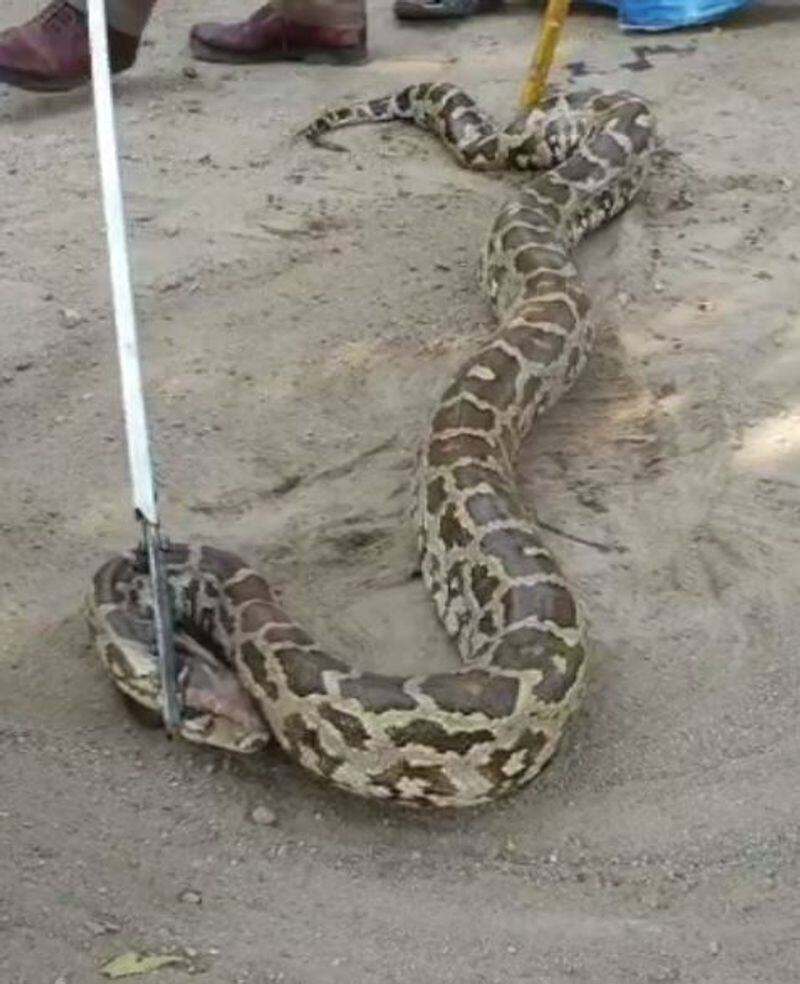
[2,1,800,981]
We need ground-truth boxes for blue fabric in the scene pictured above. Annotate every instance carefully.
[587,0,754,30]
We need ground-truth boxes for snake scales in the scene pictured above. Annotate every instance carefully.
[88,83,654,807]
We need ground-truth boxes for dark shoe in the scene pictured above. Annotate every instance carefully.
[0,1,139,93]
[190,4,367,66]
[394,0,501,19]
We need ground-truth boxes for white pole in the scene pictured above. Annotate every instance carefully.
[86,0,181,733]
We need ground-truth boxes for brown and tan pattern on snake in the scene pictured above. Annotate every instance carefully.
[88,84,655,807]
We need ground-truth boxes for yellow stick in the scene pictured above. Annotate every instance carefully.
[520,0,573,110]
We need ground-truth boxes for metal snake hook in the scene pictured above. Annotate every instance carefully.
[86,0,182,734]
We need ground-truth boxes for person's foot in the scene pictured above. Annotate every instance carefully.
[0,1,139,93]
[190,3,367,66]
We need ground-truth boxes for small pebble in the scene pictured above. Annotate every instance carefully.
[182,65,199,79]
[59,307,83,329]
[709,940,721,956]
[657,381,677,398]
[178,888,203,905]
[250,805,277,826]
[84,919,120,936]
[697,300,713,312]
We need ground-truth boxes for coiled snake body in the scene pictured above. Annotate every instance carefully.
[89,84,655,807]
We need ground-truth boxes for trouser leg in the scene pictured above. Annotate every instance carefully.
[278,0,365,30]
[68,0,157,36]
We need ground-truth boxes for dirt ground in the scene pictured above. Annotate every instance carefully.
[2,0,800,981]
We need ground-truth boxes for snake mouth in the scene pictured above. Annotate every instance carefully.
[106,629,272,754]
[177,636,271,754]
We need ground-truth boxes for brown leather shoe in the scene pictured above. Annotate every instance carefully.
[190,4,367,66]
[0,1,139,92]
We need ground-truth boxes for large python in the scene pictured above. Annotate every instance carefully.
[88,83,655,807]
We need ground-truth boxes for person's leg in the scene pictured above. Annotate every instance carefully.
[189,0,367,66]
[0,0,154,93]
[69,0,156,36]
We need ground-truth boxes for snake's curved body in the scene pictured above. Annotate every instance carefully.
[89,83,654,807]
